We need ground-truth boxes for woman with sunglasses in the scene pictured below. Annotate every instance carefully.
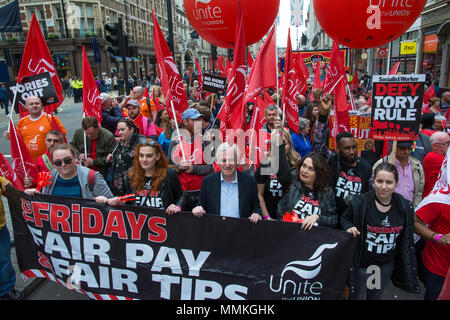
[24,143,113,201]
[106,118,148,196]
[340,162,419,300]
[109,141,183,215]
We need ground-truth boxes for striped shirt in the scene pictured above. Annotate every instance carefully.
[51,176,82,198]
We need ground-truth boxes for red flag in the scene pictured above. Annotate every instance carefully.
[143,86,150,98]
[295,53,309,96]
[242,26,276,107]
[250,99,268,131]
[17,14,64,117]
[82,46,102,123]
[322,39,346,95]
[312,62,322,91]
[423,84,436,106]
[333,80,351,135]
[350,69,359,91]
[152,11,188,122]
[50,114,67,143]
[0,152,24,191]
[263,89,275,105]
[281,29,300,134]
[217,56,227,78]
[194,58,203,88]
[388,60,401,75]
[247,51,255,68]
[9,118,37,187]
[217,5,247,133]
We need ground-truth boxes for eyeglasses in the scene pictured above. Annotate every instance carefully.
[53,157,73,167]
[434,142,450,147]
[46,138,61,143]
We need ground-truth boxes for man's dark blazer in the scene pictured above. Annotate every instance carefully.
[197,170,262,218]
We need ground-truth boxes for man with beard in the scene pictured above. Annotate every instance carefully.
[329,132,372,227]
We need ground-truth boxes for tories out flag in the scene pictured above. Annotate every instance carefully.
[243,26,276,107]
[281,29,300,134]
[82,46,102,123]
[388,60,401,75]
[152,11,188,122]
[17,14,63,116]
[370,74,425,141]
[194,58,203,88]
[7,187,356,300]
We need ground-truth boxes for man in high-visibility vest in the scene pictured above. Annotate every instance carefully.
[72,77,83,103]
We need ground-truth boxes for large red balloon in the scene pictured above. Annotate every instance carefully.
[313,0,427,49]
[183,0,280,48]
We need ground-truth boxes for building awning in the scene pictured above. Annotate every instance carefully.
[109,53,139,62]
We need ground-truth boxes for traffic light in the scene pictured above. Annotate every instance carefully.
[105,22,124,56]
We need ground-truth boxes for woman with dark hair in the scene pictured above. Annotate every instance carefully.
[340,162,420,300]
[302,103,320,141]
[277,152,337,230]
[107,118,147,196]
[109,141,183,214]
[155,109,176,156]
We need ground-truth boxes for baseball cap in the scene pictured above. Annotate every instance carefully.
[125,99,140,108]
[182,108,202,120]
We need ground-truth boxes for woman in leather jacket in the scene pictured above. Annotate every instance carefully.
[109,141,184,215]
[340,162,420,299]
[277,152,337,230]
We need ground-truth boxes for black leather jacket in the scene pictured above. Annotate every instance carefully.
[340,190,420,294]
[277,179,337,228]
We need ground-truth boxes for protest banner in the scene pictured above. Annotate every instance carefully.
[202,73,227,95]
[370,74,425,141]
[357,112,371,152]
[6,186,356,300]
[7,72,59,109]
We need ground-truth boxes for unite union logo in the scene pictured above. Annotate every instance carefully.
[269,242,338,299]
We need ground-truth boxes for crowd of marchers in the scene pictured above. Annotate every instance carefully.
[0,77,449,301]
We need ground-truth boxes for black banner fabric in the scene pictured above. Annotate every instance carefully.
[0,0,23,33]
[6,185,356,300]
[202,74,227,95]
[370,74,425,141]
[7,72,59,108]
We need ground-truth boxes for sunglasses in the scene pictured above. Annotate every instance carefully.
[53,157,73,167]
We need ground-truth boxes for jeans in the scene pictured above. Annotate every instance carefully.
[348,260,395,300]
[423,264,445,300]
[0,226,16,296]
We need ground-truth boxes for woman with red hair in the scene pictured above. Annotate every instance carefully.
[109,141,183,214]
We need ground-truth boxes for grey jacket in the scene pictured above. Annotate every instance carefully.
[42,165,114,199]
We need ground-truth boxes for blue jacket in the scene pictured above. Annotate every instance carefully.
[292,132,312,158]
[101,106,123,134]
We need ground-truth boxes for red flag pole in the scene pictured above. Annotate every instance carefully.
[9,119,28,179]
[169,99,186,162]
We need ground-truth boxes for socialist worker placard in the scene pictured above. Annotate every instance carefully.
[370,74,425,141]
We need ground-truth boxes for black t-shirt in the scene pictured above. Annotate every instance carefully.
[361,200,405,267]
[255,165,284,219]
[135,177,164,209]
[335,164,363,216]
[292,185,321,220]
